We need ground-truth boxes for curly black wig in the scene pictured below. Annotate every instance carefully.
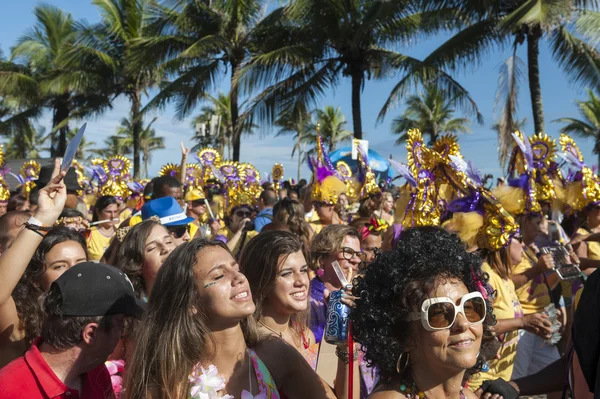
[351,226,497,383]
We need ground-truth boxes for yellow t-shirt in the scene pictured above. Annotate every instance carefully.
[86,227,115,261]
[189,222,199,239]
[119,208,133,224]
[512,247,551,314]
[470,263,523,389]
[577,228,600,261]
[217,227,258,257]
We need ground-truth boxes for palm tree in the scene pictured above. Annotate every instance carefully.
[134,0,271,161]
[420,1,600,138]
[90,136,131,159]
[64,0,159,178]
[312,106,352,151]
[116,116,165,178]
[4,124,47,159]
[492,117,528,168]
[242,0,482,141]
[392,85,471,146]
[0,5,110,156]
[554,89,600,167]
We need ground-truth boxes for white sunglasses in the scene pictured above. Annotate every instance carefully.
[407,291,486,332]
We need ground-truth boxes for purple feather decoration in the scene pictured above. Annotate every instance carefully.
[388,158,416,187]
[512,133,533,171]
[8,172,24,185]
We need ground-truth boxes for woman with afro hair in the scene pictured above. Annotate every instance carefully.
[351,226,497,399]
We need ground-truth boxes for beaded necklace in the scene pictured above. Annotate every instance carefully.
[399,381,465,399]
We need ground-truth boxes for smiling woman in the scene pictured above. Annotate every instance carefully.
[126,239,333,399]
[351,226,497,399]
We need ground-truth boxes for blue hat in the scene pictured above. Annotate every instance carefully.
[141,196,195,226]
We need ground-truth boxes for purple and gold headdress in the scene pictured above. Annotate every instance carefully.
[309,136,347,205]
[389,129,443,228]
[558,134,600,212]
[493,132,541,215]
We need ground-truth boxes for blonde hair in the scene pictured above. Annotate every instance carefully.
[310,224,359,271]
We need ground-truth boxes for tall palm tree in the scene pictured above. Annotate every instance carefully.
[242,0,482,140]
[0,5,109,156]
[554,89,600,167]
[91,135,131,159]
[312,106,352,151]
[4,124,47,159]
[64,0,159,178]
[392,85,471,146]
[419,0,600,138]
[116,116,165,178]
[134,0,270,161]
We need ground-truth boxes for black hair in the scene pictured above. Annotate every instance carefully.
[351,226,497,383]
[42,284,114,350]
[152,176,182,199]
[92,195,118,222]
[143,181,154,200]
[59,208,85,219]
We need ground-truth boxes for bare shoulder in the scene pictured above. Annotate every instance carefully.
[368,391,406,399]
[367,379,405,399]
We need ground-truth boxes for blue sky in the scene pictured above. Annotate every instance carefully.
[1,0,598,180]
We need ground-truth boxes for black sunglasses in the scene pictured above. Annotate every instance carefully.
[236,211,252,218]
[167,225,189,239]
[191,199,206,207]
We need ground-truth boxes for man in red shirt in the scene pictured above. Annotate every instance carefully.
[0,262,146,398]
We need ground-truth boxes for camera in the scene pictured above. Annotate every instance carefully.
[244,220,255,231]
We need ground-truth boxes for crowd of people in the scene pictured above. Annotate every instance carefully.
[0,130,599,399]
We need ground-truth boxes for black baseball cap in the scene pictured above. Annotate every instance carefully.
[51,262,146,319]
[37,164,82,192]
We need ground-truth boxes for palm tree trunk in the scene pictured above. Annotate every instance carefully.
[131,90,142,179]
[144,153,149,179]
[231,63,241,162]
[52,100,69,157]
[351,70,363,140]
[527,26,545,134]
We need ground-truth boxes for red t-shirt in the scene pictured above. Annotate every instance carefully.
[0,339,115,399]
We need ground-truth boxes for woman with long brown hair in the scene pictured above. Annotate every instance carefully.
[116,219,176,299]
[270,198,313,248]
[126,239,331,398]
[240,230,356,398]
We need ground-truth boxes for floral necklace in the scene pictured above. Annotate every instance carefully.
[399,380,465,399]
[188,352,267,399]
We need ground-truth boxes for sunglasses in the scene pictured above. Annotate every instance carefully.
[407,291,486,331]
[167,225,189,239]
[236,211,252,218]
[191,199,206,207]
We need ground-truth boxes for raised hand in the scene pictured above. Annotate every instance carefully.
[35,158,67,226]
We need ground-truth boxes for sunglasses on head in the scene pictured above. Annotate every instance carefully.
[167,224,189,239]
[236,210,252,218]
[407,291,486,331]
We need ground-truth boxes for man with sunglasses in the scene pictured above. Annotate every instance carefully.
[141,196,195,246]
